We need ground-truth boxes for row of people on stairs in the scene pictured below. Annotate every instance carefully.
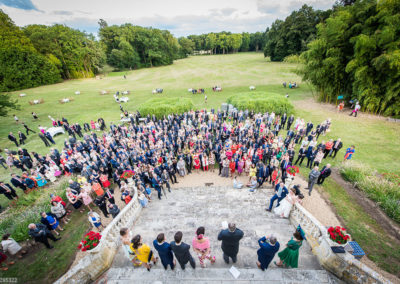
[120,224,306,271]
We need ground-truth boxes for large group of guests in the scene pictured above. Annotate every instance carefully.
[0,105,350,272]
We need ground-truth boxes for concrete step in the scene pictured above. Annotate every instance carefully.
[100,267,341,284]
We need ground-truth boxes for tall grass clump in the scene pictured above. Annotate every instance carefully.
[227,92,294,115]
[138,98,194,119]
[340,161,400,223]
[0,179,69,242]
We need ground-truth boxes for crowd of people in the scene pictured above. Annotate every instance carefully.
[1,105,352,272]
[120,223,306,271]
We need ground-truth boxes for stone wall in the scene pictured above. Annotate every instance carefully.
[290,203,392,284]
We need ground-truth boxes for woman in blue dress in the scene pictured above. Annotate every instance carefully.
[41,212,63,235]
[35,173,47,187]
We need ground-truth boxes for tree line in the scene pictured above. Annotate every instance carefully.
[182,31,267,54]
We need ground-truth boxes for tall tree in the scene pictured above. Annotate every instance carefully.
[0,10,61,91]
[264,5,331,61]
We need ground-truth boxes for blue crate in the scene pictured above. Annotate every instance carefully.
[348,241,365,260]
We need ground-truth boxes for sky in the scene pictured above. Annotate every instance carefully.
[0,0,336,37]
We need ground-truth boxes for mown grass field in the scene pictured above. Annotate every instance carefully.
[1,52,400,280]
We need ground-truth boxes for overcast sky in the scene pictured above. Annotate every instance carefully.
[0,0,335,37]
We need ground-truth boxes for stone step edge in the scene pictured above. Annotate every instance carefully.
[104,268,334,283]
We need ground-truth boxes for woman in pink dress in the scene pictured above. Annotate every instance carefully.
[90,120,96,130]
[79,186,93,211]
[192,227,216,268]
[237,159,244,176]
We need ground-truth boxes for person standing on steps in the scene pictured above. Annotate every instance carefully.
[131,235,158,271]
[170,231,196,270]
[192,226,216,268]
[275,227,305,268]
[317,164,331,185]
[153,233,175,270]
[256,235,280,271]
[305,166,320,196]
[217,223,244,264]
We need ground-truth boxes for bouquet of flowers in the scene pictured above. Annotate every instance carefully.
[327,226,350,244]
[120,170,135,180]
[286,165,299,176]
[77,231,102,251]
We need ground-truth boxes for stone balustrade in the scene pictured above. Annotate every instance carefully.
[290,203,392,284]
[55,187,141,284]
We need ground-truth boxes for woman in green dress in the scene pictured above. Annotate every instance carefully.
[275,229,304,268]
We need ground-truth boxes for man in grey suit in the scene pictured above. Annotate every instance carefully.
[306,166,320,196]
[170,231,196,270]
[217,223,244,264]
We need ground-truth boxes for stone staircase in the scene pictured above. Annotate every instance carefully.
[100,186,339,283]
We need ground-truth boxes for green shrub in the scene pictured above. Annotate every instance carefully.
[227,92,294,115]
[138,97,194,119]
[340,161,400,223]
[283,54,304,64]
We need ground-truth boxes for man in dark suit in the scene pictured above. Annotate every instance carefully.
[8,132,18,147]
[28,223,60,249]
[170,231,196,270]
[10,173,27,193]
[287,115,294,130]
[317,164,332,185]
[294,146,306,166]
[45,132,56,145]
[329,139,343,158]
[18,131,27,145]
[266,182,288,212]
[217,223,244,264]
[280,113,287,129]
[153,233,175,270]
[22,122,35,135]
[0,182,18,200]
[39,132,50,147]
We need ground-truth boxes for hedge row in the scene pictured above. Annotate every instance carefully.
[227,92,294,115]
[138,97,194,119]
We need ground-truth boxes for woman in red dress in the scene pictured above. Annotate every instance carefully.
[229,160,236,177]
[193,154,201,173]
[100,174,111,189]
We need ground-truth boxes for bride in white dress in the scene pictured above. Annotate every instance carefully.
[274,188,302,218]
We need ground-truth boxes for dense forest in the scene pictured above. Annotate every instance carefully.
[300,0,400,116]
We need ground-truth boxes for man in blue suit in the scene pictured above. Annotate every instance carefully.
[256,235,280,270]
[266,182,288,212]
[257,164,270,188]
[153,233,175,270]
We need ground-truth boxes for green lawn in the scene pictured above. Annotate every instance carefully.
[1,52,400,279]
